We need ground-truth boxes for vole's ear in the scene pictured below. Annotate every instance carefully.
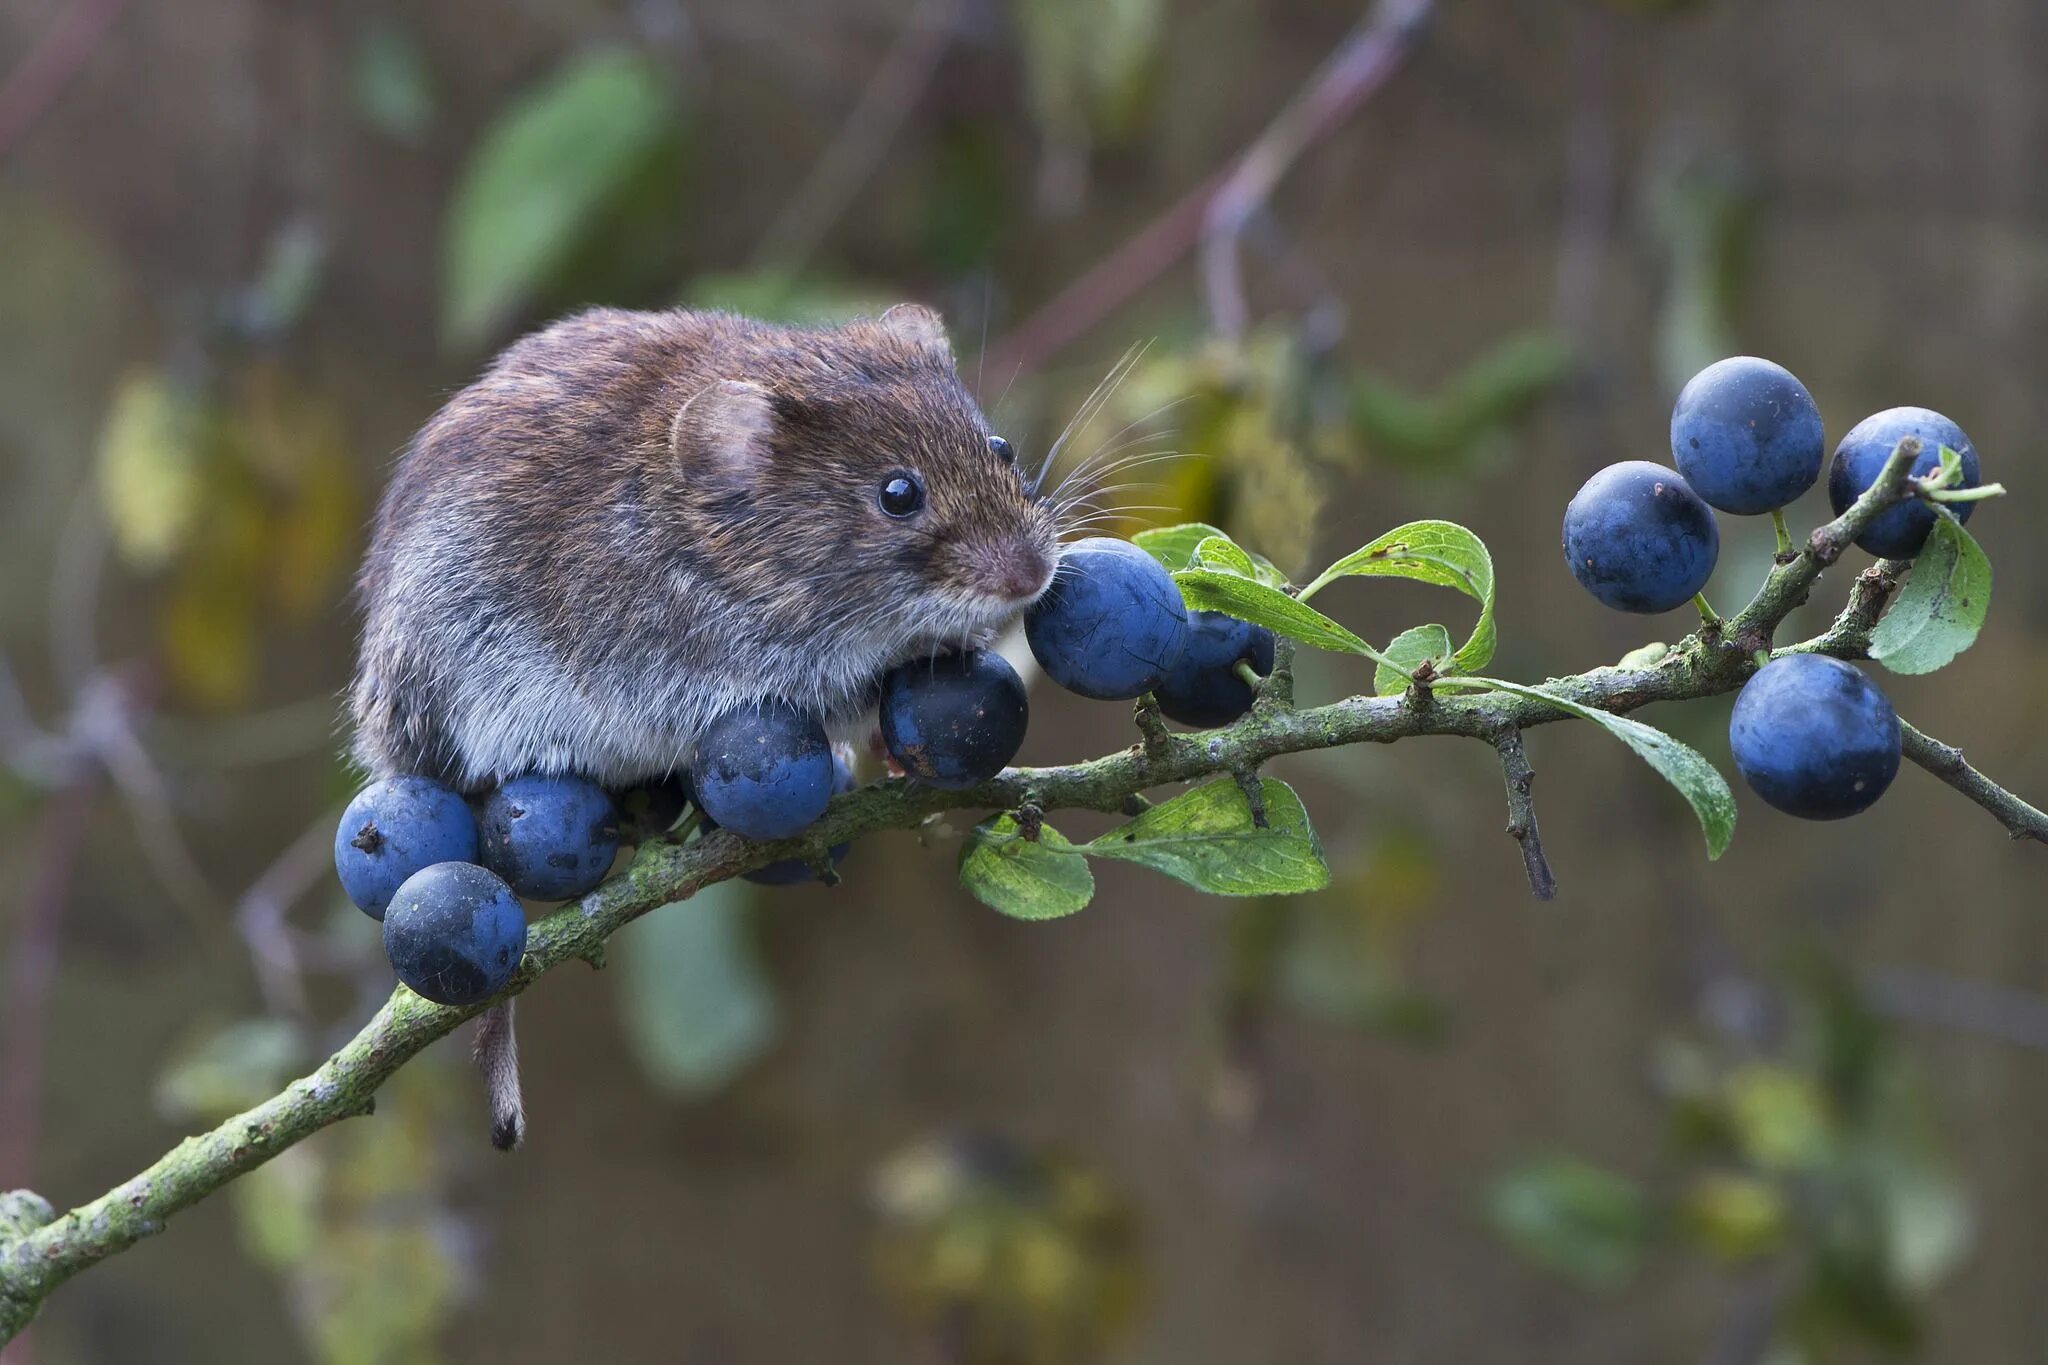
[671,379,775,475]
[878,302,954,365]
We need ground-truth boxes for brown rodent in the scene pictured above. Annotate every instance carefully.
[350,303,1059,1149]
[351,303,1057,788]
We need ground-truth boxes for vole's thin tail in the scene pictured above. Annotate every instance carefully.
[474,999,525,1151]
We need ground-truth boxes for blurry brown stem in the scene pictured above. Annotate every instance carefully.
[1202,0,1434,338]
[984,0,1432,378]
[0,0,133,162]
[236,811,347,1019]
[751,0,958,270]
[0,777,98,1189]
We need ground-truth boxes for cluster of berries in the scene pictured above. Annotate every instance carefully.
[333,535,1274,1009]
[1562,356,1985,822]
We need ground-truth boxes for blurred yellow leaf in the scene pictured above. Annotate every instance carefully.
[97,370,214,571]
[160,494,268,708]
[1679,1170,1788,1260]
[1725,1064,1832,1172]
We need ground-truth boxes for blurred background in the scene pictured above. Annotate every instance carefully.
[2,0,2046,1360]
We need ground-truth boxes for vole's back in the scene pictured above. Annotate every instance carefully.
[351,306,1052,791]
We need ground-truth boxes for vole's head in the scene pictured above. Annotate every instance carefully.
[667,306,1059,651]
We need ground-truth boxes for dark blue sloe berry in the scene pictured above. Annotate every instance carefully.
[381,861,527,1006]
[693,701,835,839]
[1826,406,1980,559]
[880,651,1029,790]
[1670,356,1826,515]
[478,774,621,901]
[611,776,692,844]
[334,776,479,920]
[743,751,856,886]
[1025,537,1189,700]
[1562,461,1720,614]
[1155,612,1275,728]
[1729,655,1900,820]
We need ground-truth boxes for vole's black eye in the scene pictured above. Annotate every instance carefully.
[988,435,1015,465]
[879,470,925,518]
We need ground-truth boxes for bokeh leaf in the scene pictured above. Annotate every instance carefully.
[960,815,1093,920]
[1487,1154,1652,1290]
[1457,677,1735,858]
[615,879,778,1097]
[156,1018,309,1122]
[1086,778,1327,895]
[1869,513,1990,675]
[442,50,679,349]
[1299,520,1497,675]
[354,19,436,144]
[97,370,211,571]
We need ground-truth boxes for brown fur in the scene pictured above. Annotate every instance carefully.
[349,305,1058,1150]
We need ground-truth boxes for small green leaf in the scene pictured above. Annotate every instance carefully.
[442,51,679,349]
[960,815,1093,919]
[1191,533,1257,577]
[1173,569,1391,665]
[1487,1154,1653,1289]
[1085,778,1327,895]
[1134,522,1229,571]
[615,880,777,1097]
[1136,522,1288,586]
[1935,443,1963,486]
[1298,520,1497,674]
[1375,624,1451,696]
[1452,676,1735,858]
[1869,513,1991,676]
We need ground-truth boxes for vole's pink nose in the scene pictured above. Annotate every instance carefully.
[990,544,1054,603]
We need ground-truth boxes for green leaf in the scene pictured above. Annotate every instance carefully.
[1868,513,1991,675]
[1487,1154,1653,1290]
[1191,533,1258,577]
[1085,778,1328,895]
[1375,624,1451,696]
[1298,520,1497,675]
[1136,522,1287,586]
[156,1018,309,1123]
[960,815,1093,920]
[354,19,436,144]
[1451,676,1735,858]
[442,51,678,349]
[615,880,777,1097]
[1173,569,1390,664]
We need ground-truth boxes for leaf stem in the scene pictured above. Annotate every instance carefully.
[1693,592,1720,627]
[1921,482,2006,504]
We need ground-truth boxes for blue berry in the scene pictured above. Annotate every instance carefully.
[381,861,527,1006]
[1729,655,1900,820]
[478,774,621,901]
[1562,461,1720,614]
[742,752,856,885]
[1826,406,1980,559]
[1155,611,1274,728]
[1670,356,1825,515]
[334,776,479,920]
[693,701,835,839]
[880,651,1029,790]
[612,776,691,844]
[1025,537,1189,700]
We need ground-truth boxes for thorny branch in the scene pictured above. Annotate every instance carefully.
[0,436,2038,1341]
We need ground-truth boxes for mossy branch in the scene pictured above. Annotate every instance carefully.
[0,434,2036,1341]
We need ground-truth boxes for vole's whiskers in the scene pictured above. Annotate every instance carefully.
[1031,342,1151,497]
